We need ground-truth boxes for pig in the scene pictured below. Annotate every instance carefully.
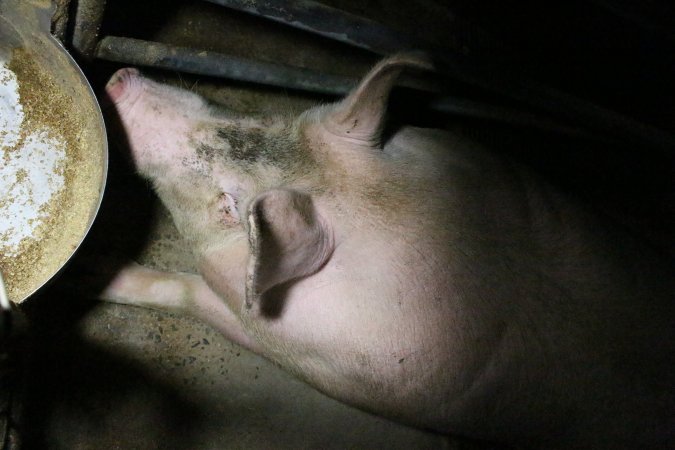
[102,54,674,449]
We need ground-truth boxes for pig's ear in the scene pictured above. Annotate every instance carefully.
[325,52,433,146]
[245,189,334,309]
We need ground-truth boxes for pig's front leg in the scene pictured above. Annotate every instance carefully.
[102,262,259,351]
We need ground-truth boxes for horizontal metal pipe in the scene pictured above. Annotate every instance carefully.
[437,54,675,153]
[203,0,675,152]
[429,97,603,141]
[96,36,357,95]
[203,0,417,55]
[95,36,597,138]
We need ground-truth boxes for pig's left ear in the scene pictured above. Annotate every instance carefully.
[245,189,334,309]
[325,52,433,146]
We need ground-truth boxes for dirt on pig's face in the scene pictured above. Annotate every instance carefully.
[105,68,322,245]
[106,68,313,177]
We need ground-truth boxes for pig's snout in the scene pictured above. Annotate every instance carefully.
[105,68,142,106]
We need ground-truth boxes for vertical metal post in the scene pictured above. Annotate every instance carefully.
[71,0,107,60]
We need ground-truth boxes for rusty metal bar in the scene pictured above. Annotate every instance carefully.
[203,0,418,55]
[71,0,107,60]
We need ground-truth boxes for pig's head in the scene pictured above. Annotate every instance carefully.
[105,54,433,307]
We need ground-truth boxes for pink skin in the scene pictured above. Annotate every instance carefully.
[107,68,211,171]
[105,69,259,349]
[102,62,491,434]
[102,58,675,448]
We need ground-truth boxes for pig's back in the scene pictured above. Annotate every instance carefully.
[258,125,674,445]
[359,126,675,443]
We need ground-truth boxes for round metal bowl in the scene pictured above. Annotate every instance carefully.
[0,2,107,303]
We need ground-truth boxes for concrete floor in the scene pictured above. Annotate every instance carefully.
[11,1,506,449]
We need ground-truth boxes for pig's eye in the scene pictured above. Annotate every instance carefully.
[216,192,240,225]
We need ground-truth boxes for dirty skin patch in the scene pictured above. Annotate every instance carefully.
[214,125,302,166]
[217,127,263,163]
[195,143,218,163]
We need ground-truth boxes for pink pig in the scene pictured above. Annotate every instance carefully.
[103,54,674,448]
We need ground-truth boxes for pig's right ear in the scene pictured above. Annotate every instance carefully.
[244,189,334,310]
[324,52,433,147]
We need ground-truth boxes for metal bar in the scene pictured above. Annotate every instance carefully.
[430,97,604,141]
[0,272,9,311]
[51,0,70,42]
[71,0,107,60]
[434,53,675,153]
[95,36,440,95]
[96,35,675,151]
[588,0,675,43]
[203,0,418,54]
[96,36,357,95]
[95,36,596,139]
[204,0,675,152]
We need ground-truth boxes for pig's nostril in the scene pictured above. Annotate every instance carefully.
[109,67,139,84]
[105,67,141,104]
